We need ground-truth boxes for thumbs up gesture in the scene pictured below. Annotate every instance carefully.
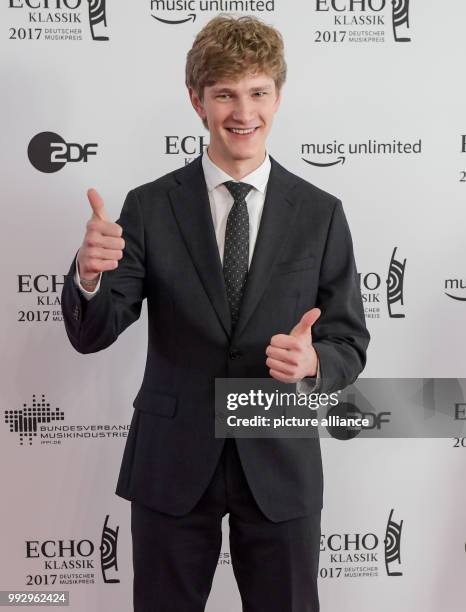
[265,308,321,383]
[76,188,125,283]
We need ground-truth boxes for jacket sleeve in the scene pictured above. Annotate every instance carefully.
[61,189,146,354]
[312,199,370,393]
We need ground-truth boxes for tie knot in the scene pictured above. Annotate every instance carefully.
[223,181,254,202]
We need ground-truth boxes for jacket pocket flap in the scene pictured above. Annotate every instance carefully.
[133,389,177,418]
[274,256,315,274]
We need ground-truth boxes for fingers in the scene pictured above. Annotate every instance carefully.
[269,369,298,384]
[265,345,299,366]
[265,357,296,377]
[87,187,110,222]
[84,258,119,274]
[85,247,124,261]
[269,334,300,351]
[79,190,125,279]
[84,230,125,250]
[86,218,123,238]
[302,307,321,329]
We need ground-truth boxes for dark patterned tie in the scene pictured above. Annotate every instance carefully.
[222,180,254,327]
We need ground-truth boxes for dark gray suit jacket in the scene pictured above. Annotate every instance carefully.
[61,153,369,522]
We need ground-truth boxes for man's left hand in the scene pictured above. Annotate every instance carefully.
[265,308,321,383]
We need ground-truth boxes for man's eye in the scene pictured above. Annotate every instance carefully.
[216,94,230,99]
[255,92,267,97]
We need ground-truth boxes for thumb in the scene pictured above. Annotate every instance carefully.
[290,307,321,338]
[87,188,109,222]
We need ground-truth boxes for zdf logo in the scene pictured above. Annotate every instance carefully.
[27,131,98,173]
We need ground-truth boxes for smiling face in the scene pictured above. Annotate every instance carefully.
[189,72,281,176]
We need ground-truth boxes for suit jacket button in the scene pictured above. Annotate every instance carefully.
[72,304,80,321]
[229,349,241,360]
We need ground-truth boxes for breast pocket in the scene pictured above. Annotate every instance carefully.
[274,256,315,275]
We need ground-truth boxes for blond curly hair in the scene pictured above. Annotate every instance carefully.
[185,14,287,129]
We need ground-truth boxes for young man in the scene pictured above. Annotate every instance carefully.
[62,14,369,612]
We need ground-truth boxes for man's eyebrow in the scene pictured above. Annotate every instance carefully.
[212,84,273,93]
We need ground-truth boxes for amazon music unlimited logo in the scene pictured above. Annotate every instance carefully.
[150,0,276,25]
[8,0,109,42]
[444,277,466,302]
[312,0,412,44]
[300,138,422,168]
[27,132,98,173]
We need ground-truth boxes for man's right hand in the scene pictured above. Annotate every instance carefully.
[76,188,125,282]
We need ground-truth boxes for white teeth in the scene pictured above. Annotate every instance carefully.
[229,128,256,134]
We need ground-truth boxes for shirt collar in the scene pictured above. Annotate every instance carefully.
[202,148,271,195]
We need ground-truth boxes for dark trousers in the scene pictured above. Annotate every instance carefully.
[131,438,321,612]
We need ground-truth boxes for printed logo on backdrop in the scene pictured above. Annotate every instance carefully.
[460,135,466,184]
[301,138,422,167]
[319,509,404,579]
[325,393,391,440]
[8,0,109,42]
[150,0,276,24]
[312,0,412,44]
[28,132,98,173]
[24,515,119,586]
[357,247,407,320]
[444,277,466,302]
[4,394,129,446]
[165,135,208,165]
[17,273,65,324]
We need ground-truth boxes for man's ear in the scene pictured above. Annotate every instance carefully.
[188,86,206,121]
[273,88,282,113]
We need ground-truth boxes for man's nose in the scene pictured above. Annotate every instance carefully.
[231,97,256,123]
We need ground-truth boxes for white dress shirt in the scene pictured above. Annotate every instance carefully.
[74,149,319,388]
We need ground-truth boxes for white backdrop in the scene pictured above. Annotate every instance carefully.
[2,1,466,610]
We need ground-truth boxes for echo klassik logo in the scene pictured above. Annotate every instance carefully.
[164,134,208,165]
[8,0,109,42]
[358,247,407,320]
[24,515,120,585]
[17,273,65,324]
[27,132,98,173]
[319,509,404,578]
[460,135,466,184]
[150,0,275,25]
[312,0,412,44]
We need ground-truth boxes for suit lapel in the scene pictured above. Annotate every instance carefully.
[169,155,232,338]
[168,154,300,342]
[232,156,300,340]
